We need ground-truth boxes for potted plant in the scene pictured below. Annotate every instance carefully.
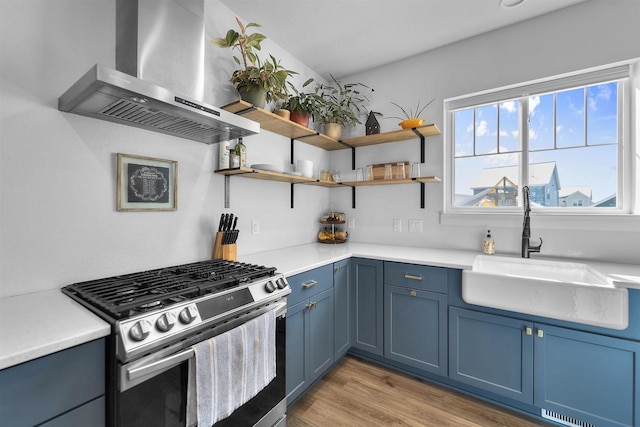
[389,97,436,129]
[315,75,372,140]
[281,78,323,127]
[212,18,296,108]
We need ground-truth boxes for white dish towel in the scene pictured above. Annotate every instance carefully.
[186,308,276,427]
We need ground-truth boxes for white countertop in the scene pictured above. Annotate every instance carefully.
[0,289,110,370]
[2,242,638,371]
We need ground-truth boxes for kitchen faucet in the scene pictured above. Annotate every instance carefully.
[522,186,542,258]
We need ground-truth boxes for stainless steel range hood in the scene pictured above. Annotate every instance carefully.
[58,0,258,144]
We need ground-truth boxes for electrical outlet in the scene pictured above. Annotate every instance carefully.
[251,220,260,235]
[348,218,356,229]
[393,219,402,232]
[409,219,423,233]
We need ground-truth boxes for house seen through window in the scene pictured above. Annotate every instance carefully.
[448,67,626,211]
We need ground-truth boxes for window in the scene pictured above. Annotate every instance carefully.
[446,65,629,213]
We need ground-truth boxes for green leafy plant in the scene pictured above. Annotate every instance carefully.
[281,78,324,118]
[212,18,296,104]
[315,75,372,126]
[389,97,436,120]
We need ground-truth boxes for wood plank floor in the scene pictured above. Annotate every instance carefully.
[287,355,551,427]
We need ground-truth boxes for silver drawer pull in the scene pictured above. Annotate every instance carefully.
[302,280,318,289]
[404,274,423,281]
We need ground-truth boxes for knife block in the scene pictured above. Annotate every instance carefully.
[212,231,237,261]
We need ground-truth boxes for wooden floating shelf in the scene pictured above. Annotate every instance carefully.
[342,177,441,186]
[341,125,441,148]
[215,167,316,184]
[215,168,441,187]
[221,100,344,151]
[220,100,441,151]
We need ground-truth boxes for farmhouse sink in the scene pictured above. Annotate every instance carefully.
[462,255,629,330]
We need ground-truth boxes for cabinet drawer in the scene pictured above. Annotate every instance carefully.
[287,264,333,306]
[384,262,448,293]
[0,338,105,427]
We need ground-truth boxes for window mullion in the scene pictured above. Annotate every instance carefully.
[520,97,529,205]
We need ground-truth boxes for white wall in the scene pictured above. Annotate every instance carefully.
[0,0,329,298]
[331,0,640,264]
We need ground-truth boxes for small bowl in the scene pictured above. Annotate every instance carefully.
[399,118,425,129]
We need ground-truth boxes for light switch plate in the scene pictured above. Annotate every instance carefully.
[409,219,423,233]
[348,218,356,229]
[393,219,402,232]
[252,220,260,235]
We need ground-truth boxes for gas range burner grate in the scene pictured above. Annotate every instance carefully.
[62,259,276,320]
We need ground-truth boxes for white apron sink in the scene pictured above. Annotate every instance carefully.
[462,255,629,330]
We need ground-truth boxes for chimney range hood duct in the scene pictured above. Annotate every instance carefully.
[58,0,259,144]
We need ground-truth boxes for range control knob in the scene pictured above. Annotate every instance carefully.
[129,320,151,342]
[156,312,177,332]
[276,278,288,289]
[264,280,276,293]
[178,306,198,324]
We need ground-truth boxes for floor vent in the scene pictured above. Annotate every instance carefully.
[541,409,595,427]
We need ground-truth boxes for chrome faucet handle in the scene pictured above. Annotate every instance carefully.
[530,237,543,251]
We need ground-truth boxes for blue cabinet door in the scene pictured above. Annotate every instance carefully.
[384,285,447,376]
[309,288,335,383]
[286,299,309,403]
[351,258,384,356]
[449,307,534,404]
[334,259,351,359]
[534,323,640,427]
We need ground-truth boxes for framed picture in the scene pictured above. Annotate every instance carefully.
[117,153,177,211]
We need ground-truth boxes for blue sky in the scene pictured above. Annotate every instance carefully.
[454,82,618,205]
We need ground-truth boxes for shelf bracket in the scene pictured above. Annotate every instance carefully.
[290,139,295,166]
[351,147,356,170]
[352,186,356,209]
[420,182,425,209]
[412,129,426,163]
[291,183,295,209]
[224,175,231,208]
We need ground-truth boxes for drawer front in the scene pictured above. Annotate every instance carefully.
[287,264,334,306]
[0,338,105,427]
[384,262,448,294]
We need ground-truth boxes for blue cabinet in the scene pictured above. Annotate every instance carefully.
[384,285,447,375]
[286,265,334,404]
[0,338,105,427]
[333,259,351,359]
[450,307,640,427]
[449,307,534,404]
[350,258,384,356]
[534,323,640,427]
[383,262,448,376]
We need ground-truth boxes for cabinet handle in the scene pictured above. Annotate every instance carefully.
[537,329,544,338]
[404,274,423,281]
[525,327,532,336]
[306,302,314,310]
[302,280,318,289]
[335,267,341,273]
[409,290,417,297]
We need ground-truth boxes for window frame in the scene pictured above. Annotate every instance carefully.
[443,63,633,218]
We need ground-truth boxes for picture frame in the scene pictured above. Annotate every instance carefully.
[117,153,177,211]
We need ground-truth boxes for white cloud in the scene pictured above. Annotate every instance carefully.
[588,84,612,112]
[556,125,563,133]
[476,120,489,136]
[500,101,517,114]
[511,130,519,138]
[466,123,473,133]
[529,129,538,140]
[529,96,541,115]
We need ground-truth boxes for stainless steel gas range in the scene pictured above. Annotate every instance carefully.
[62,259,290,427]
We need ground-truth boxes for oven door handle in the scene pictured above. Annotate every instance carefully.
[127,348,194,382]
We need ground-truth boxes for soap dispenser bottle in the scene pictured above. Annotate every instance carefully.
[483,230,495,255]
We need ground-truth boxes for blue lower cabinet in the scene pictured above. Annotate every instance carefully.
[384,285,447,376]
[534,323,640,427]
[333,259,351,359]
[351,258,384,356]
[0,338,105,427]
[286,284,334,404]
[449,307,534,404]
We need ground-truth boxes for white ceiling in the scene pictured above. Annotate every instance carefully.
[219,0,589,79]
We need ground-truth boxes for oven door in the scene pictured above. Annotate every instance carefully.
[114,303,286,427]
